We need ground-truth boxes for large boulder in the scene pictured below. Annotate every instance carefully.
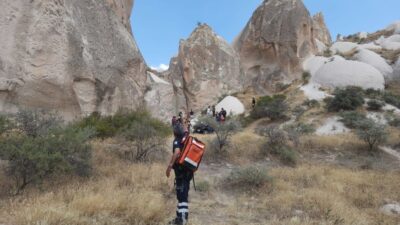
[394,57,400,80]
[234,0,317,92]
[312,12,332,46]
[165,24,242,114]
[354,49,393,81]
[0,0,146,120]
[313,60,385,90]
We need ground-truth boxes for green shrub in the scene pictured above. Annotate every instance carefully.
[367,100,384,111]
[326,87,365,112]
[260,125,298,165]
[198,117,241,153]
[76,110,170,139]
[251,95,289,121]
[355,119,388,151]
[339,111,367,129]
[302,72,311,84]
[0,126,94,194]
[383,92,400,109]
[224,166,272,191]
[303,99,320,108]
[15,109,63,137]
[364,88,382,99]
[279,146,297,166]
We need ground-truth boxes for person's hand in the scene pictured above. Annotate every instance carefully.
[166,165,172,178]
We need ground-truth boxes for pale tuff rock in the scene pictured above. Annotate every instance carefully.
[0,0,146,119]
[354,49,393,81]
[154,24,242,118]
[330,42,359,55]
[234,0,317,92]
[376,34,400,51]
[105,0,134,32]
[394,58,400,80]
[380,203,400,216]
[216,96,245,116]
[312,12,332,46]
[313,60,385,90]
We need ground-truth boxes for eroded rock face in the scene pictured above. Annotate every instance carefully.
[312,12,332,46]
[158,24,242,117]
[0,0,146,120]
[234,0,317,93]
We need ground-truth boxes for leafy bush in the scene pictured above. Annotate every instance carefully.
[251,95,289,121]
[198,117,241,153]
[224,166,272,191]
[383,92,400,109]
[339,111,367,129]
[260,125,298,166]
[367,100,384,111]
[15,109,62,137]
[76,110,170,139]
[326,87,365,112]
[355,119,388,151]
[278,146,297,166]
[0,126,94,194]
[364,88,382,99]
[284,122,315,147]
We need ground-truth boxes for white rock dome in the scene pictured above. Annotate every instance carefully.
[313,60,385,90]
[354,49,393,80]
[216,96,245,116]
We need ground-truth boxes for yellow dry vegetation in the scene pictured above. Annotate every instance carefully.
[0,141,172,225]
[189,165,400,225]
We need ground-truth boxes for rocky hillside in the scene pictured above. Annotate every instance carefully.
[0,0,146,120]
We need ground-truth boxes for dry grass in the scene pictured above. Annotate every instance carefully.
[0,140,173,225]
[189,165,400,225]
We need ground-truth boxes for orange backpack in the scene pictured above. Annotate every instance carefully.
[177,136,206,172]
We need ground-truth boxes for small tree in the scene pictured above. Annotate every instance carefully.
[121,119,169,162]
[199,117,241,153]
[355,119,388,151]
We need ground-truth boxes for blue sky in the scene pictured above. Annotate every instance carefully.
[131,0,400,68]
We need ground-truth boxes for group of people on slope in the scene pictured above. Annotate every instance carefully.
[206,105,227,122]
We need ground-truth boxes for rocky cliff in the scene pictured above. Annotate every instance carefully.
[234,0,317,93]
[0,0,146,119]
[146,24,242,119]
[312,12,332,46]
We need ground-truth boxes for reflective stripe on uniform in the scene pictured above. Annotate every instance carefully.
[184,157,198,167]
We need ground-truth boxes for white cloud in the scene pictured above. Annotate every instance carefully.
[150,64,169,72]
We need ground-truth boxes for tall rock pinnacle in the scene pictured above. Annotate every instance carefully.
[234,0,317,92]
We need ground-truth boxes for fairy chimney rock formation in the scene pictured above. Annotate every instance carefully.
[234,0,317,93]
[166,24,243,114]
[0,0,146,119]
[312,12,332,46]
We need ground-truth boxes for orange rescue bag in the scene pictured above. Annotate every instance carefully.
[177,136,206,172]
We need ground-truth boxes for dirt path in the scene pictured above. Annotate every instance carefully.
[380,146,400,162]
